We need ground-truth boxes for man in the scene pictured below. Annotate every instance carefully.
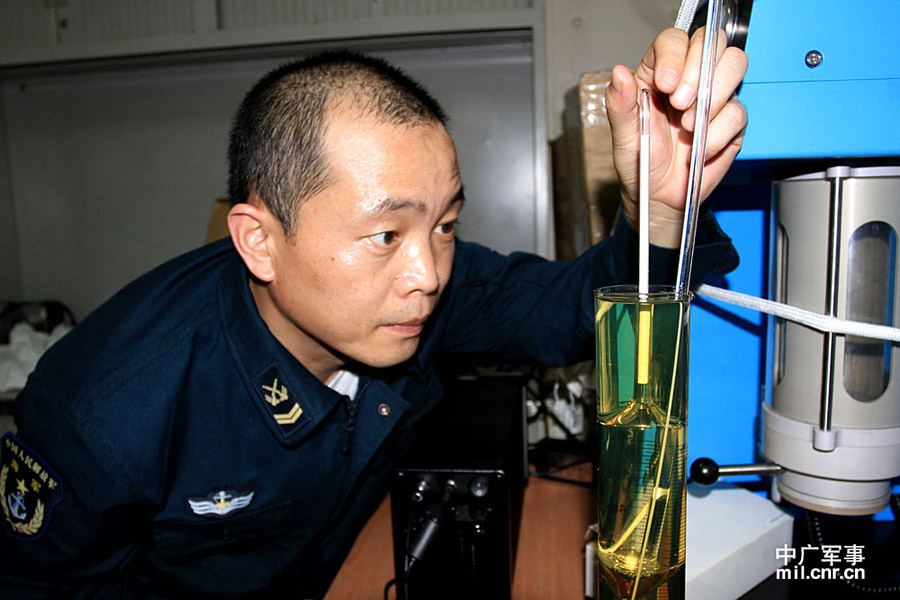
[0,28,747,598]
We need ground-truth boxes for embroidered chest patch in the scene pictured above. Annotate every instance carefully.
[186,487,255,517]
[0,434,63,540]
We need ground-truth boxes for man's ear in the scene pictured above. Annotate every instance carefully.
[228,196,278,283]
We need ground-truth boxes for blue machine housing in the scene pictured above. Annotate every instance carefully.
[688,0,899,519]
[737,0,900,160]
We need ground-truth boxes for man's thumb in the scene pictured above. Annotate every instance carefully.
[604,65,640,150]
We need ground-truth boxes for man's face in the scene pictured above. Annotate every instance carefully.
[260,105,463,380]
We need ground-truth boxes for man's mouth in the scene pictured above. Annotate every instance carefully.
[382,316,429,337]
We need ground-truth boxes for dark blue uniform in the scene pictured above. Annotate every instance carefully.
[0,211,736,598]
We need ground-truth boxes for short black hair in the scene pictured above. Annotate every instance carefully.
[227,51,447,234]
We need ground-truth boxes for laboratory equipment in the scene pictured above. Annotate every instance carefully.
[688,0,900,518]
[737,0,900,160]
[390,374,528,600]
[764,166,900,515]
[594,286,691,599]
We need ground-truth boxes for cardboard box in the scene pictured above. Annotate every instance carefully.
[552,71,621,261]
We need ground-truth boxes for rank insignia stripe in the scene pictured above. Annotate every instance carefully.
[0,433,64,540]
[253,365,308,434]
[274,403,302,425]
[185,487,255,518]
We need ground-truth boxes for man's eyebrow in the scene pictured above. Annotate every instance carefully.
[449,187,466,206]
[364,197,427,219]
[364,187,465,219]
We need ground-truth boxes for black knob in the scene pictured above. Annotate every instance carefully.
[469,476,489,498]
[690,457,719,486]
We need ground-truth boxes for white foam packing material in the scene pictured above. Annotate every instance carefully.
[0,322,72,394]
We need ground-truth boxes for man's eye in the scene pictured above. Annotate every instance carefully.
[435,221,458,236]
[371,231,398,247]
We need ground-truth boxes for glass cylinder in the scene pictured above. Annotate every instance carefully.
[594,285,691,600]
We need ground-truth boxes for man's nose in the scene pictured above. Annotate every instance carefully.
[396,240,441,295]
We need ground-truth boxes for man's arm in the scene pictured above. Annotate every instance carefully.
[0,376,140,598]
[438,207,736,367]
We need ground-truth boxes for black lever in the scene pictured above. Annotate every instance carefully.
[690,457,783,486]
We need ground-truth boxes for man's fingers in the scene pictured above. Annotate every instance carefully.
[610,27,749,212]
[700,134,745,200]
[635,28,689,93]
[672,28,729,110]
[679,40,748,132]
[670,28,707,111]
[703,96,748,160]
[708,46,749,123]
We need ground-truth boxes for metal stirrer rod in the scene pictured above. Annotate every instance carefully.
[675,0,725,294]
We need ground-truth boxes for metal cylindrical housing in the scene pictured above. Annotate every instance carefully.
[764,166,900,515]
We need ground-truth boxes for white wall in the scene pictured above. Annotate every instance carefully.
[2,63,244,318]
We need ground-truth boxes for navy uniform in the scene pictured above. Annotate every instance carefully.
[0,209,736,598]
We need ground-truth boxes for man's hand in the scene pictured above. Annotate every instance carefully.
[606,27,748,248]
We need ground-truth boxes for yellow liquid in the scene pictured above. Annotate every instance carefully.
[600,559,678,600]
[597,400,686,600]
[594,288,690,599]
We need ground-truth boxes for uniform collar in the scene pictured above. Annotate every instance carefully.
[217,248,342,446]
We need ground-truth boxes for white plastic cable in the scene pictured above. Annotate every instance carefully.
[697,284,900,343]
[674,0,700,32]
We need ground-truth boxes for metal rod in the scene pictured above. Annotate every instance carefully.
[690,457,783,485]
[717,463,784,477]
[820,169,845,433]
